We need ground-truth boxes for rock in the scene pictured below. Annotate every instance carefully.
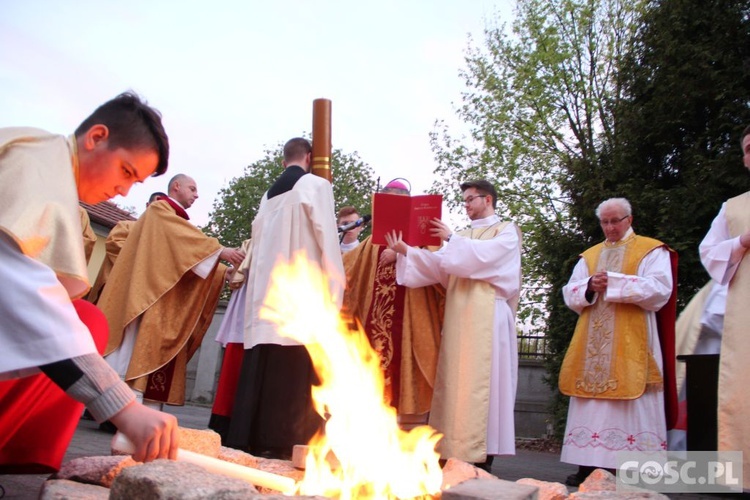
[578,468,617,492]
[40,479,109,499]
[441,457,499,490]
[255,457,305,494]
[219,446,259,468]
[109,459,258,499]
[571,492,669,499]
[443,477,538,499]
[517,477,569,500]
[177,427,222,458]
[51,455,138,487]
[573,469,669,499]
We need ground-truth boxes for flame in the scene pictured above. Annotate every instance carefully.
[259,251,443,499]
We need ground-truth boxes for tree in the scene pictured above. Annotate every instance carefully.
[205,142,378,248]
[614,0,750,304]
[430,0,643,437]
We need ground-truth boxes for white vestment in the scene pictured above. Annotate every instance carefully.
[215,283,249,347]
[0,128,95,380]
[699,200,750,490]
[244,173,345,348]
[396,214,521,457]
[561,233,671,469]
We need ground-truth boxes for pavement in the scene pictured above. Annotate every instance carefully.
[0,403,732,499]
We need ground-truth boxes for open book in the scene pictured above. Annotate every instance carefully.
[371,193,443,247]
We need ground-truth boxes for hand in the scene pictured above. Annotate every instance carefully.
[429,218,452,242]
[109,401,179,462]
[220,247,245,267]
[379,248,397,265]
[224,266,236,283]
[587,271,608,294]
[384,230,409,256]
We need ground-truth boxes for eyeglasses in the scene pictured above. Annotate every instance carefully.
[463,194,488,205]
[599,215,630,226]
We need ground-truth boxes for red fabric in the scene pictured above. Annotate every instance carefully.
[656,249,679,430]
[0,299,109,473]
[211,342,245,417]
[674,399,688,431]
[156,196,190,220]
[363,245,406,409]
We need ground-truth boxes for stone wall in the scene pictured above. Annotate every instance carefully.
[185,304,555,438]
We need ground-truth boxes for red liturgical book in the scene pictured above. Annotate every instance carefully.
[371,193,443,246]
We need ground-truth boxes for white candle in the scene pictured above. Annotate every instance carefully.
[112,433,297,494]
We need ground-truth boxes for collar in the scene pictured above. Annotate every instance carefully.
[470,214,500,229]
[156,195,190,220]
[604,227,635,246]
[168,196,188,211]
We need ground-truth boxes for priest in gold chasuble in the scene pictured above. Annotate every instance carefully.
[559,198,677,487]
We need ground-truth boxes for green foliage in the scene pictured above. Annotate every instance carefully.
[432,0,750,440]
[204,142,378,248]
[614,0,750,306]
[430,0,642,438]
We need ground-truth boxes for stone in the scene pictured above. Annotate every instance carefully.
[177,427,222,458]
[572,468,670,499]
[51,455,138,487]
[517,477,569,500]
[442,457,499,490]
[570,492,670,499]
[40,479,109,499]
[254,457,305,494]
[442,477,538,499]
[578,468,616,492]
[109,459,258,499]
[219,445,260,468]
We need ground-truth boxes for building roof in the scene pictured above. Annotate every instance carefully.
[79,200,137,229]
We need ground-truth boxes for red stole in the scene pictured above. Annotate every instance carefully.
[157,196,190,220]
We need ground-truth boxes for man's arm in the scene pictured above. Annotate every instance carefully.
[700,204,747,285]
[604,246,673,311]
[562,257,595,314]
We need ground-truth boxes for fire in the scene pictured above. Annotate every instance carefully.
[259,251,443,499]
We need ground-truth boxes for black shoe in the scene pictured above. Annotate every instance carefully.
[566,465,596,487]
[474,455,494,473]
[565,472,586,487]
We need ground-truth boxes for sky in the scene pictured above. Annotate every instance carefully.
[1,0,515,227]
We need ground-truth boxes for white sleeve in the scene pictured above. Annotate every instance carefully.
[699,204,747,285]
[605,246,673,311]
[562,258,594,314]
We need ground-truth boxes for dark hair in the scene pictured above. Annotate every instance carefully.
[460,179,498,209]
[337,205,358,221]
[148,191,167,203]
[74,91,169,176]
[283,137,312,163]
[741,125,750,147]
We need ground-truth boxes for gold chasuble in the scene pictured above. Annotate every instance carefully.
[0,128,89,299]
[99,200,226,404]
[79,206,97,264]
[559,235,668,400]
[431,221,516,463]
[87,220,135,304]
[342,236,444,415]
[720,192,750,489]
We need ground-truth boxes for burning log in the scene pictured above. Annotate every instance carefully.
[111,432,297,494]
